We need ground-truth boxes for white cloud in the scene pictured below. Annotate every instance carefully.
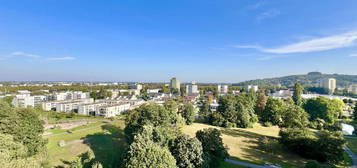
[47,56,76,61]
[10,51,40,58]
[233,45,262,49]
[349,53,357,57]
[249,1,267,9]
[256,9,280,21]
[235,31,357,54]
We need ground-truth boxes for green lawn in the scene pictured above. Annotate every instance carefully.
[183,123,307,167]
[45,120,127,167]
[219,161,248,168]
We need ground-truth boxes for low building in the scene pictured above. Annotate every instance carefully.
[96,103,131,117]
[246,85,259,92]
[269,90,293,99]
[147,88,161,94]
[78,102,106,115]
[42,98,94,111]
[12,90,47,107]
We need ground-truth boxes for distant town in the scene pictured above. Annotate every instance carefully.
[1,73,357,119]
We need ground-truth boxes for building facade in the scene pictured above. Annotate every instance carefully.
[217,85,228,95]
[319,78,336,93]
[186,82,199,95]
[170,77,181,91]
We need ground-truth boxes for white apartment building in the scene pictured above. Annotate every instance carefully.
[217,85,228,95]
[147,88,161,94]
[246,85,259,92]
[52,91,90,101]
[186,82,199,95]
[96,103,131,117]
[270,90,293,99]
[42,98,94,111]
[348,84,357,94]
[78,102,106,116]
[170,77,181,91]
[12,90,47,107]
[319,78,336,93]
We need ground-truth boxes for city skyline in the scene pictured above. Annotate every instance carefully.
[1,0,357,82]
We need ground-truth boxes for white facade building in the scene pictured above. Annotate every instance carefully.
[217,85,228,95]
[78,102,106,115]
[147,88,161,94]
[246,85,259,92]
[42,98,94,111]
[12,90,47,107]
[96,103,131,117]
[319,78,336,93]
[186,82,199,95]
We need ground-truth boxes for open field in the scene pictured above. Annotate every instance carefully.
[45,120,127,167]
[183,123,307,167]
[44,120,351,168]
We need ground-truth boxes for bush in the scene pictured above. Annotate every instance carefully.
[279,128,345,164]
[263,121,272,127]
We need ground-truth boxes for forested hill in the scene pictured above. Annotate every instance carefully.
[233,72,357,87]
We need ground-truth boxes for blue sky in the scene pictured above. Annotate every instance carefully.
[1,0,357,83]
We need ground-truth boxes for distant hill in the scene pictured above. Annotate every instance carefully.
[234,72,357,87]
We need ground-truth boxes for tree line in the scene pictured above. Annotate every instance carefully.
[199,83,349,166]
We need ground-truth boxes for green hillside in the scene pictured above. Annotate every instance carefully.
[234,72,357,87]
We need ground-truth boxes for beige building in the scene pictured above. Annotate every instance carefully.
[348,84,357,94]
[319,78,336,93]
[170,77,181,91]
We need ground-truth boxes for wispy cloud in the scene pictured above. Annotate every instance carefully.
[249,1,267,9]
[47,56,76,61]
[256,9,280,21]
[10,51,40,58]
[349,53,357,57]
[235,30,357,54]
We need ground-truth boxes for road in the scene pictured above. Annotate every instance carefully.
[225,159,266,168]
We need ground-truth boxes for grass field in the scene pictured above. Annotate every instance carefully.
[183,123,307,167]
[45,120,127,167]
[44,120,351,168]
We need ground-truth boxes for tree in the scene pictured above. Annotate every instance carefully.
[0,133,43,168]
[292,83,304,106]
[124,104,181,141]
[164,100,178,114]
[0,102,46,156]
[214,94,257,128]
[180,103,195,125]
[303,97,344,124]
[261,97,286,125]
[196,128,228,168]
[279,128,345,164]
[124,130,177,168]
[255,91,267,119]
[199,100,211,123]
[280,104,309,128]
[169,135,204,168]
